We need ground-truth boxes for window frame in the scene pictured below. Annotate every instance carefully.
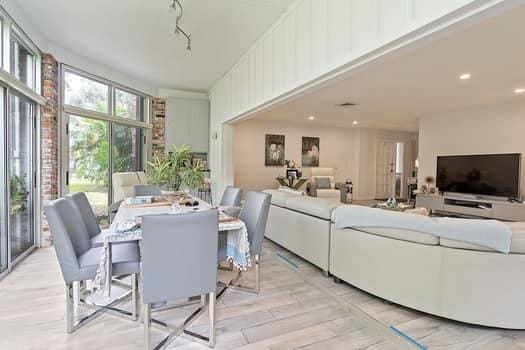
[62,65,151,126]
[114,86,146,121]
[60,64,152,204]
[0,7,41,94]
[64,69,111,115]
[10,31,37,91]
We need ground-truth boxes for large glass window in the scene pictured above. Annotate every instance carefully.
[64,71,110,113]
[68,115,110,225]
[62,67,149,223]
[10,35,35,89]
[0,87,7,274]
[115,89,141,120]
[0,5,41,279]
[113,124,142,173]
[8,93,35,261]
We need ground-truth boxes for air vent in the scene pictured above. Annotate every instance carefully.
[337,102,357,107]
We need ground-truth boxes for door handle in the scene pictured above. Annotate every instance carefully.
[66,171,69,186]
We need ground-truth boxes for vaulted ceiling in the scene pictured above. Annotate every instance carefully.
[10,0,294,91]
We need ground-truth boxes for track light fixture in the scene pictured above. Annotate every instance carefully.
[170,0,191,51]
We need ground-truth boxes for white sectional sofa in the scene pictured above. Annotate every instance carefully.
[263,189,338,275]
[263,188,525,329]
[330,215,525,329]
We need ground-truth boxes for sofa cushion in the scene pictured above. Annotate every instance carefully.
[316,189,340,199]
[315,177,331,189]
[357,227,439,245]
[440,221,525,254]
[263,189,301,207]
[285,196,339,220]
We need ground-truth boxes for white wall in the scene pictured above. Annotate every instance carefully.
[209,0,504,201]
[233,119,359,192]
[418,101,525,196]
[233,118,418,199]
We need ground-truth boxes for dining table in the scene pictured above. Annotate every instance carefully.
[92,194,250,297]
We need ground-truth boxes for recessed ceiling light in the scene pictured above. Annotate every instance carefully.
[514,88,525,94]
[459,73,471,80]
[352,121,359,125]
[308,116,315,120]
[337,102,357,107]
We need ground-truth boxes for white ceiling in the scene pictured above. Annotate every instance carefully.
[12,0,294,91]
[249,4,525,132]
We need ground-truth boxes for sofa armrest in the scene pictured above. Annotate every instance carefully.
[335,183,350,203]
[306,182,318,197]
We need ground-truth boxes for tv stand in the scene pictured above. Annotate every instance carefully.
[416,194,525,221]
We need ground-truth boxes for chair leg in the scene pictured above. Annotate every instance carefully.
[143,304,151,350]
[231,254,260,294]
[254,255,260,294]
[132,274,138,321]
[66,283,74,334]
[208,292,216,348]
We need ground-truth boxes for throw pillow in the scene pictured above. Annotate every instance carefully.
[315,177,331,189]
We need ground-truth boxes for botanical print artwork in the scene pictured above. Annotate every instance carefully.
[265,134,285,166]
[302,137,320,167]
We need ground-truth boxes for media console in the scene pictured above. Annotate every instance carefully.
[416,194,525,221]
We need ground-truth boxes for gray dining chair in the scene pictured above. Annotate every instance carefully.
[220,186,242,207]
[219,191,271,294]
[66,192,108,247]
[141,210,218,349]
[133,184,163,197]
[44,198,140,333]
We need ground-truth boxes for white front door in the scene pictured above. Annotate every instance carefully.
[375,140,397,199]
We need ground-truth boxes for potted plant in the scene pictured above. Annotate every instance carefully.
[146,145,205,192]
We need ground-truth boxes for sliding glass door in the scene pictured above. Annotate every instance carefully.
[8,93,35,262]
[0,87,7,275]
[0,88,36,276]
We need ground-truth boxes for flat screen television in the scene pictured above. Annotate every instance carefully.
[436,153,521,198]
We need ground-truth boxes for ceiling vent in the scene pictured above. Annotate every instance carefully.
[336,102,357,107]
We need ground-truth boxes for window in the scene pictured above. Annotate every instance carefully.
[112,124,142,172]
[62,66,150,223]
[115,89,141,120]
[0,6,41,279]
[64,71,109,113]
[10,34,35,89]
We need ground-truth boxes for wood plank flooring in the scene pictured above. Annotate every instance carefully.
[0,239,522,349]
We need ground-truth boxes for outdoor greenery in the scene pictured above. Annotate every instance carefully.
[147,145,205,191]
[66,73,140,186]
[9,175,28,216]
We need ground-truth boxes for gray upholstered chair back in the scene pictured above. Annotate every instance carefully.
[239,191,271,256]
[220,186,242,207]
[44,198,92,283]
[141,210,219,304]
[133,184,163,197]
[67,192,101,238]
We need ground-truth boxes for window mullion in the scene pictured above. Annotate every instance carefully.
[2,20,10,73]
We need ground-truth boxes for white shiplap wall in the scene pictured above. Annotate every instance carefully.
[208,0,501,201]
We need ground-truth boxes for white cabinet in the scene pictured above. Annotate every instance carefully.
[165,97,210,153]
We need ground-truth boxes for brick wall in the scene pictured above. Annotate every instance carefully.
[40,53,59,247]
[152,98,166,156]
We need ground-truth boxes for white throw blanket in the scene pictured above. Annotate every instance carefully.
[333,205,512,253]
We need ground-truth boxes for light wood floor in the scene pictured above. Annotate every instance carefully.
[1,240,524,349]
